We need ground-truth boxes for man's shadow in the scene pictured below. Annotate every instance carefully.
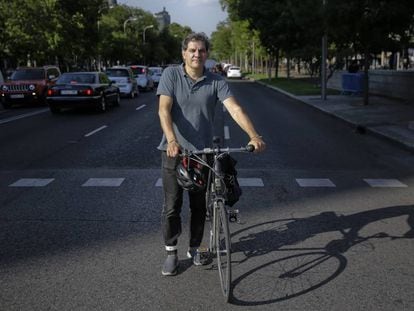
[228,205,414,305]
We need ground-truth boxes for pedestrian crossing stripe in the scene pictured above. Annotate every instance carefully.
[9,178,55,187]
[363,179,408,188]
[296,178,336,187]
[82,178,125,187]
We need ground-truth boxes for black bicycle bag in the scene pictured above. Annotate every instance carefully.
[217,154,242,206]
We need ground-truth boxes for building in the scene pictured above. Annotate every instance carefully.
[154,7,171,29]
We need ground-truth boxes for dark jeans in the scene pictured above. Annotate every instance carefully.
[161,152,207,248]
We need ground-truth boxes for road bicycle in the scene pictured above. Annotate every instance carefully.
[181,138,254,302]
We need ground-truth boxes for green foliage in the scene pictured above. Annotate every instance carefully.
[0,1,190,70]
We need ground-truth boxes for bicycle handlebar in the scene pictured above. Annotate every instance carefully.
[183,144,255,156]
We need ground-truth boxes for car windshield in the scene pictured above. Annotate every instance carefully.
[130,67,145,75]
[106,69,129,77]
[58,73,96,84]
[11,69,45,80]
[230,67,240,71]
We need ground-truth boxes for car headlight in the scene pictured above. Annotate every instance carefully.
[1,85,8,91]
[28,84,36,91]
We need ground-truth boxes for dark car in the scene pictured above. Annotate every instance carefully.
[0,65,61,108]
[46,72,120,114]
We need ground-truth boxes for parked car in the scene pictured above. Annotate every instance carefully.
[105,66,138,98]
[130,65,154,91]
[46,72,120,114]
[226,66,242,79]
[148,66,163,86]
[0,65,61,108]
[0,70,4,84]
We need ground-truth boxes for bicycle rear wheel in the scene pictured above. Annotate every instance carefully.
[215,201,231,301]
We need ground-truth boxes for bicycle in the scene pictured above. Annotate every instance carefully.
[180,138,254,302]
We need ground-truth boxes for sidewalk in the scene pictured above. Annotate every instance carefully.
[257,81,414,153]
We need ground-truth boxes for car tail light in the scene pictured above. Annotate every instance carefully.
[47,89,58,96]
[80,88,93,96]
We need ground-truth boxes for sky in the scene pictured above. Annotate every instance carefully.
[117,0,228,36]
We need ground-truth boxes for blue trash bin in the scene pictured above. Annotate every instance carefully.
[341,72,364,95]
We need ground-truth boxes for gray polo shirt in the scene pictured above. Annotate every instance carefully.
[157,64,233,151]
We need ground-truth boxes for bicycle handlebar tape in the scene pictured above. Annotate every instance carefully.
[246,144,255,152]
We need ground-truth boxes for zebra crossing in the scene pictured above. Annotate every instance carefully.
[5,177,410,188]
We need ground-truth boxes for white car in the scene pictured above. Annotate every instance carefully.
[148,66,163,86]
[130,65,154,91]
[105,66,138,98]
[227,66,242,79]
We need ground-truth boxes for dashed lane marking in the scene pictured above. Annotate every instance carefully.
[9,178,55,187]
[82,178,125,187]
[136,104,146,111]
[364,179,408,188]
[84,125,107,137]
[0,109,49,125]
[296,178,336,187]
[224,125,230,140]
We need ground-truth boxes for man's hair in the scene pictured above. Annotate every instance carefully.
[181,32,210,52]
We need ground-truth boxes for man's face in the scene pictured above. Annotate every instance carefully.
[182,40,208,71]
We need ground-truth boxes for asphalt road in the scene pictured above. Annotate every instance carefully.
[0,81,413,310]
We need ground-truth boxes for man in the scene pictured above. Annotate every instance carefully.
[157,32,265,276]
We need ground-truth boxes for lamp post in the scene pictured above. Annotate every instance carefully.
[143,25,154,66]
[123,17,138,33]
[97,3,114,71]
[321,0,327,100]
[143,25,154,44]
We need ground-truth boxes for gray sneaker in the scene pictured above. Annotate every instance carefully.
[162,254,178,276]
[187,247,210,266]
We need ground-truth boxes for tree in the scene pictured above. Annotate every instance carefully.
[220,0,324,77]
[326,0,414,104]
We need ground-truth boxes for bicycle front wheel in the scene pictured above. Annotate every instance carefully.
[215,201,231,301]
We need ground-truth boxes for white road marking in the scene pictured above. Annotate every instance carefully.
[9,178,54,187]
[224,126,230,140]
[155,177,264,187]
[238,178,264,187]
[84,125,107,137]
[296,178,336,187]
[136,104,146,111]
[82,178,125,187]
[0,109,49,125]
[364,179,407,188]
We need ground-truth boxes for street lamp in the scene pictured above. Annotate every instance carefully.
[97,3,114,71]
[142,25,154,66]
[123,17,138,33]
[143,25,154,44]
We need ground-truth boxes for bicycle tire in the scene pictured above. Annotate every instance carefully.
[215,201,231,301]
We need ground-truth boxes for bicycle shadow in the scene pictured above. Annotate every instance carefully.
[229,204,414,306]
